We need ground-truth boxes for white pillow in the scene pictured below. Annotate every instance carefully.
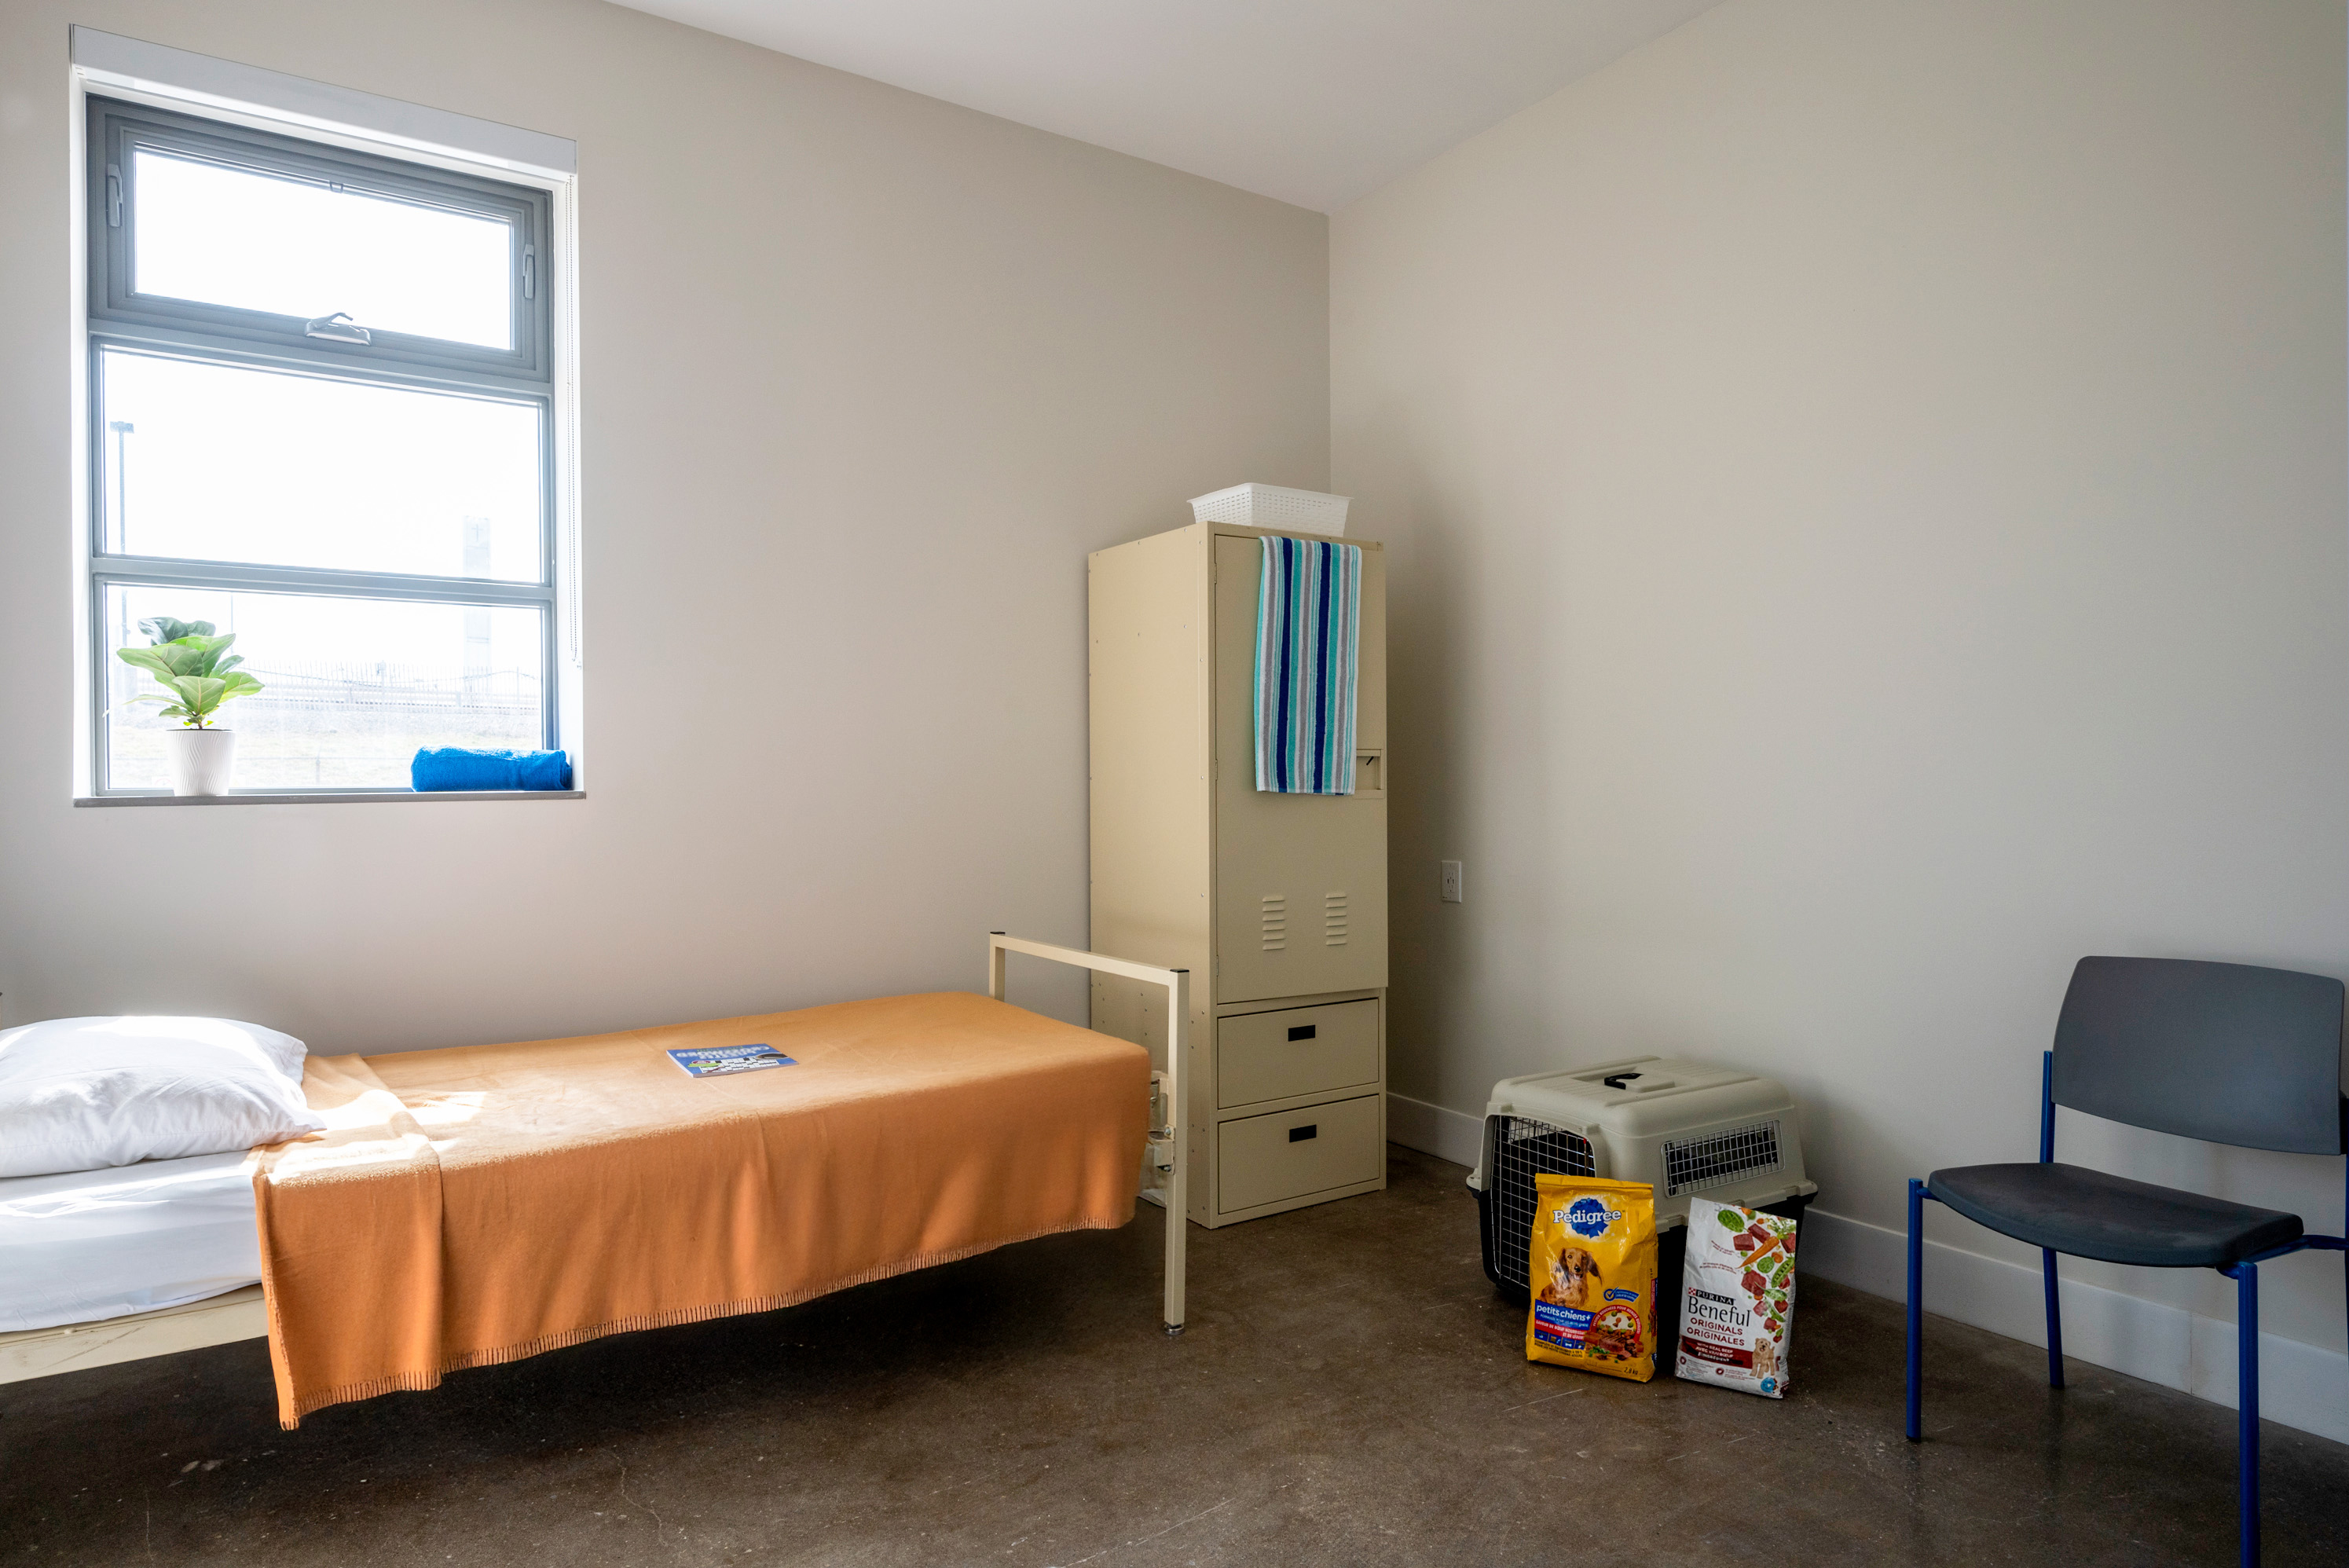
[13,1017,310,1083]
[0,1017,326,1179]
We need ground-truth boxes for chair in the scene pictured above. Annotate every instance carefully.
[1906,956,2347,1568]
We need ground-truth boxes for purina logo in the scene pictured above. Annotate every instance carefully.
[1566,1196,1620,1239]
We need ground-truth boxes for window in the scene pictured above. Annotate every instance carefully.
[86,97,559,794]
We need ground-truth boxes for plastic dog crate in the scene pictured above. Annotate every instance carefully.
[1469,1055,1818,1347]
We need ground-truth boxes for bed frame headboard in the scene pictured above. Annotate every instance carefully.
[988,932,1189,1336]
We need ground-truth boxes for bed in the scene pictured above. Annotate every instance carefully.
[0,935,1189,1424]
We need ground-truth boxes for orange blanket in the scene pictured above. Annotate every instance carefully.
[252,993,1149,1427]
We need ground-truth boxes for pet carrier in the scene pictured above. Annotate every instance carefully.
[1470,1056,1818,1345]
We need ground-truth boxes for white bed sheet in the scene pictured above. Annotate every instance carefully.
[0,1149,261,1333]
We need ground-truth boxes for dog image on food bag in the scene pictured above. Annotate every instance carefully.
[1542,1245,1603,1308]
[1673,1196,1800,1398]
[1525,1175,1658,1382]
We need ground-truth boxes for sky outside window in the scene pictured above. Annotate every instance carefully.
[132,148,513,348]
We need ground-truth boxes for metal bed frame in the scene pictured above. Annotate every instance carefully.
[988,932,1188,1335]
[0,932,1189,1387]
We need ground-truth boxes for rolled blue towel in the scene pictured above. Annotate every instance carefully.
[411,747,574,792]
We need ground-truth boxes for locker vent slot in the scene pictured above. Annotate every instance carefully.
[1324,892,1348,947]
[1260,896,1286,951]
[1488,1116,1596,1291]
[1663,1120,1782,1196]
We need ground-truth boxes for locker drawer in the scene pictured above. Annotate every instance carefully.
[1217,1095,1382,1214]
[1218,1000,1380,1109]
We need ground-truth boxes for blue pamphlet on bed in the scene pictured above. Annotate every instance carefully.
[667,1044,796,1078]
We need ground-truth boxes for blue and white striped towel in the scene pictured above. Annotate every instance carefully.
[1254,535,1362,794]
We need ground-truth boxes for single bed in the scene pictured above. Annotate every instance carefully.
[0,936,1189,1422]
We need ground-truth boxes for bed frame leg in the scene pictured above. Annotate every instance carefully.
[1164,967,1188,1336]
[977,939,1183,1343]
[985,932,1189,1340]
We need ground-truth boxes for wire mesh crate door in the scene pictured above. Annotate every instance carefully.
[1662,1120,1782,1197]
[1490,1116,1596,1291]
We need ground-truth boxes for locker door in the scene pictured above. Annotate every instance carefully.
[1214,533,1387,1004]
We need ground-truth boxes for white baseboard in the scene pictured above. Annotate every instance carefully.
[1801,1207,2349,1445]
[1384,1098,2347,1445]
[1387,1091,1482,1169]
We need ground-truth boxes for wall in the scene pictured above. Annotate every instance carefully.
[1333,0,2349,1434]
[0,2,1328,1041]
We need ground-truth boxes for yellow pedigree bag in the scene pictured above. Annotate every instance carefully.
[1526,1175,1658,1381]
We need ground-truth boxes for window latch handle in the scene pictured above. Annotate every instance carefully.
[106,163,123,228]
[522,242,537,301]
[303,312,372,345]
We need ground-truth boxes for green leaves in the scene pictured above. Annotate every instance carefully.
[115,626,264,729]
[118,644,192,680]
[167,675,227,713]
[119,632,240,679]
[136,616,214,644]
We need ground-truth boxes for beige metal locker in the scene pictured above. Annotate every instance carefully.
[1088,520,1387,1228]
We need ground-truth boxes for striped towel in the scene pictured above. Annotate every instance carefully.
[1254,535,1363,793]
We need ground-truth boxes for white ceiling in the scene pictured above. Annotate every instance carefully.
[608,0,1726,211]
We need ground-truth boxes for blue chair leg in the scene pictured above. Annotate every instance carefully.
[2235,1262,2260,1568]
[1906,1178,1926,1442]
[2042,1247,2065,1389]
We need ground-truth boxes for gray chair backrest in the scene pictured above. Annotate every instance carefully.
[2051,956,2346,1156]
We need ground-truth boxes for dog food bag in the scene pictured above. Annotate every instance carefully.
[1525,1174,1658,1382]
[1674,1197,1799,1398]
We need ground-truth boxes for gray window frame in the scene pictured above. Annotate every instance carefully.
[84,96,559,797]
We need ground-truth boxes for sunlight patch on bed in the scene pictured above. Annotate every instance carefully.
[406,1092,486,1128]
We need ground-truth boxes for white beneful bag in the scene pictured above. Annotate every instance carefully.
[1673,1196,1798,1398]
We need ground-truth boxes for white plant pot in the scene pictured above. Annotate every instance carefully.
[164,727,236,797]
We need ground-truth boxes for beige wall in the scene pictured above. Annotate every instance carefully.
[1334,0,2348,1381]
[0,2,1327,1042]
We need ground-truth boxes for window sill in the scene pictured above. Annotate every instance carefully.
[75,789,585,807]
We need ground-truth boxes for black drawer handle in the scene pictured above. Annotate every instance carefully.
[1288,1123,1318,1142]
[1288,1024,1317,1042]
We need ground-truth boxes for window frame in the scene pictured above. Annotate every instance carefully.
[87,97,552,379]
[82,95,563,798]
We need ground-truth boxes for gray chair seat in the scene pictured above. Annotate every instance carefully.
[1928,1162,2302,1269]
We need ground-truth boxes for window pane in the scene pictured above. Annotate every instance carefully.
[103,584,544,792]
[132,148,514,350]
[101,350,543,582]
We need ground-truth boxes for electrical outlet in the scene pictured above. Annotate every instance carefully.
[1441,860,1463,903]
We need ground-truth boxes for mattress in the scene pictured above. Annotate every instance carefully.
[257,992,1149,1425]
[0,1150,260,1333]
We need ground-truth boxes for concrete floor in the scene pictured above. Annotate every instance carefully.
[5,1145,2346,1567]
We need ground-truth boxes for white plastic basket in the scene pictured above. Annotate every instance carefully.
[1188,483,1350,537]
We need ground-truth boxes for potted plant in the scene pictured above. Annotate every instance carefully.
[116,617,265,796]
